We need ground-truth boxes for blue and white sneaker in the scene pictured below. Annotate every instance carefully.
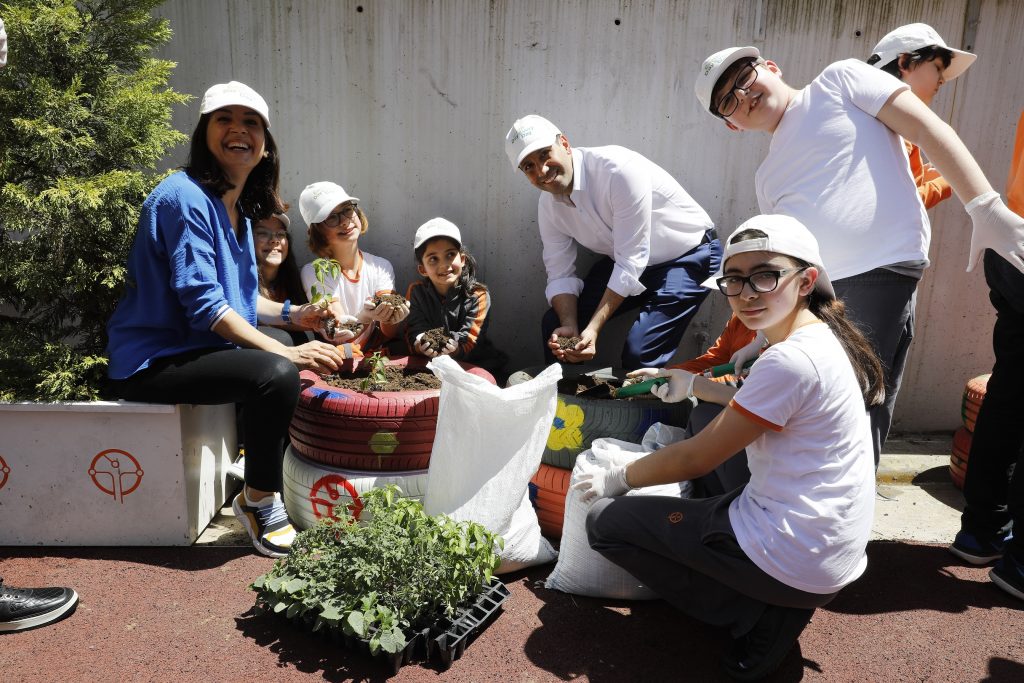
[949,528,1011,565]
[232,491,296,558]
[227,453,245,481]
[990,554,1024,602]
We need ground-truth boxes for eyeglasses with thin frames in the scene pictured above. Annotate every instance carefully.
[254,229,288,242]
[716,267,807,297]
[322,204,359,228]
[716,62,759,118]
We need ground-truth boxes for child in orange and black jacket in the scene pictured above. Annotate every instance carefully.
[404,217,508,381]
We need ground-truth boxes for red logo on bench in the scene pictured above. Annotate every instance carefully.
[0,455,9,491]
[309,474,364,521]
[89,449,144,503]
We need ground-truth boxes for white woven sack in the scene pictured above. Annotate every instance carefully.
[545,425,693,599]
[422,356,560,572]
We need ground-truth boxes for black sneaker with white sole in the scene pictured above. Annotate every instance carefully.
[0,578,78,633]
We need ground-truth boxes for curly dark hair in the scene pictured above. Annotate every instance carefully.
[183,112,284,220]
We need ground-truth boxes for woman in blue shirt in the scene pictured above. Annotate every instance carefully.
[106,82,344,558]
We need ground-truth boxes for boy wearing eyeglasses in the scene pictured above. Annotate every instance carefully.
[695,45,1024,466]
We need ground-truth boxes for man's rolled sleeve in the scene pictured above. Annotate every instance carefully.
[545,276,584,303]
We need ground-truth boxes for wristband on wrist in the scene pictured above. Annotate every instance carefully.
[281,299,292,324]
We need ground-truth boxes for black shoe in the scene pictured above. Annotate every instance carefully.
[990,553,1024,602]
[949,527,1011,565]
[723,605,814,681]
[0,578,79,633]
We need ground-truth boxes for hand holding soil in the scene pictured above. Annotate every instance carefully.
[550,333,597,363]
[364,293,410,325]
[415,327,457,357]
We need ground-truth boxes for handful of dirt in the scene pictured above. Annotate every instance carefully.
[419,327,453,354]
[555,335,583,351]
[370,293,408,308]
[323,318,364,339]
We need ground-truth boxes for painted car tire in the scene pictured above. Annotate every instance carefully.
[950,426,972,491]
[290,355,495,471]
[961,374,989,433]
[281,445,429,530]
[529,463,572,539]
[509,366,692,469]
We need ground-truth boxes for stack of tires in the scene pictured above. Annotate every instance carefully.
[284,356,494,529]
[952,374,989,490]
[516,366,692,540]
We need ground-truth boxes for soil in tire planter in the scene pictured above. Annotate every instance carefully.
[323,362,441,391]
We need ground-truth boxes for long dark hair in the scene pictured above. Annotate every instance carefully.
[414,237,487,294]
[184,112,284,220]
[256,235,308,305]
[805,291,885,407]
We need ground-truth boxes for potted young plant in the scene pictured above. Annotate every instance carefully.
[251,485,509,672]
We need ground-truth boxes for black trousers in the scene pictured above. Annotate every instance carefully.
[962,251,1024,562]
[107,347,299,492]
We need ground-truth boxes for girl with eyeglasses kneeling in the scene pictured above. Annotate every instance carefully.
[254,210,310,347]
[299,181,410,352]
[578,214,884,681]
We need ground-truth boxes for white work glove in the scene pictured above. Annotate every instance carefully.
[729,330,766,378]
[626,367,696,403]
[966,191,1024,274]
[572,464,631,503]
[414,333,457,358]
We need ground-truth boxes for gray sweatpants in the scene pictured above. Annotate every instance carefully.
[586,489,838,638]
[832,268,919,467]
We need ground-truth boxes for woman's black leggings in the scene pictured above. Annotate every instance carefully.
[107,347,299,492]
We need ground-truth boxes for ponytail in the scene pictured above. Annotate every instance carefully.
[808,293,885,407]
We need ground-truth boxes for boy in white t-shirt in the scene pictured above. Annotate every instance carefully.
[580,214,884,680]
[695,45,1024,465]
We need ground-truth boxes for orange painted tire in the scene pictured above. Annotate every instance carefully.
[530,464,572,539]
[290,355,495,471]
[950,427,972,490]
[961,374,989,432]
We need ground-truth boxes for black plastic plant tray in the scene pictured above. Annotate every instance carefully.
[429,579,511,669]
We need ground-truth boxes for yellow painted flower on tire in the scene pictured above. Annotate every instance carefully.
[547,399,584,451]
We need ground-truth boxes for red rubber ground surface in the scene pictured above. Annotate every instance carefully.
[1,542,1022,681]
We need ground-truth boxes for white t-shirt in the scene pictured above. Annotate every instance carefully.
[728,323,875,594]
[300,251,396,344]
[756,59,930,281]
[539,146,714,302]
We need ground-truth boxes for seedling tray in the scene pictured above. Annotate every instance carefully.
[260,578,510,674]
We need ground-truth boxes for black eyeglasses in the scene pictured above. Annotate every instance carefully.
[322,204,359,228]
[716,268,807,297]
[716,62,759,118]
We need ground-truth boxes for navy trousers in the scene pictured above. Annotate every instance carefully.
[542,231,722,370]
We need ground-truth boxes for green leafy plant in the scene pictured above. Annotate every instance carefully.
[250,486,503,656]
[0,1,188,400]
[359,350,389,392]
[309,257,341,338]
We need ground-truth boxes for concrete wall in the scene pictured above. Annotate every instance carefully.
[154,0,1024,431]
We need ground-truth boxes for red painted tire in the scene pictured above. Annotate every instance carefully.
[282,446,429,530]
[950,427,972,490]
[961,374,989,432]
[290,355,495,471]
[529,464,572,539]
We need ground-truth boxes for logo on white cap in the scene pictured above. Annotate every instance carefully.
[505,115,561,169]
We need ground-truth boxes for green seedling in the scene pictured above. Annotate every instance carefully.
[310,258,341,337]
[359,351,389,392]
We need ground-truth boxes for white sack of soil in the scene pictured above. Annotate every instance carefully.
[424,356,560,572]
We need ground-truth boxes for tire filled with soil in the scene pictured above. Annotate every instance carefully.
[290,355,495,471]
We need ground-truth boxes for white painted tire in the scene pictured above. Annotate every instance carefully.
[282,445,429,530]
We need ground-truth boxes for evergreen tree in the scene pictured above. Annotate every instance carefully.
[0,0,188,400]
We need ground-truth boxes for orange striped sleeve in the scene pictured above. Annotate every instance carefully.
[459,286,490,355]
[728,398,783,432]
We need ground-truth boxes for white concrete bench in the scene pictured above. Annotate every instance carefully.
[0,401,235,545]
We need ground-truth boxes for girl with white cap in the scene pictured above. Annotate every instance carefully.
[106,82,345,558]
[868,23,977,209]
[299,181,410,351]
[579,215,884,680]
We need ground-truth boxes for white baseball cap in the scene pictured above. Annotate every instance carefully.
[199,81,271,128]
[299,182,360,227]
[414,217,462,250]
[254,212,290,230]
[505,115,562,169]
[702,214,835,299]
[695,46,760,117]
[870,23,976,82]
